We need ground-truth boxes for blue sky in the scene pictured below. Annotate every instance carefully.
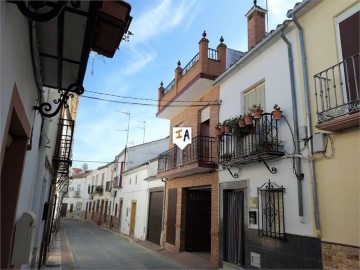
[72,0,300,170]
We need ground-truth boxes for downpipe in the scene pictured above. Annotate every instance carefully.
[291,13,321,234]
[281,31,305,220]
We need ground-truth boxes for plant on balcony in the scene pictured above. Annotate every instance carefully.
[272,104,283,120]
[251,104,263,119]
[215,123,223,136]
[95,185,103,194]
[244,111,254,125]
[238,115,246,127]
[223,120,232,134]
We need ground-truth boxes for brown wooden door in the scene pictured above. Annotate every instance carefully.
[185,189,211,252]
[130,201,137,235]
[200,120,210,162]
[166,188,177,245]
[147,191,164,244]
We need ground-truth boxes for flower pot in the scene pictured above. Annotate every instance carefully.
[224,125,232,134]
[244,115,254,125]
[220,125,226,134]
[238,118,246,127]
[252,110,263,119]
[272,110,283,120]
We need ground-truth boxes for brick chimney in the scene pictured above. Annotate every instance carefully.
[246,0,267,50]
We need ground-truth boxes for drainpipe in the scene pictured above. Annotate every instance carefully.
[280,30,304,220]
[160,178,167,246]
[288,10,321,233]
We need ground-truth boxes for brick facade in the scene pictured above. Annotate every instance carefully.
[163,172,219,267]
[246,6,266,50]
[322,242,360,269]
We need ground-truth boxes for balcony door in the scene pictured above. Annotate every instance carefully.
[336,6,359,105]
[200,120,210,162]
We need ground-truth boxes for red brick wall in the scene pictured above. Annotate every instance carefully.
[163,171,219,267]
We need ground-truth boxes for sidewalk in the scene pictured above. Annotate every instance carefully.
[44,221,215,269]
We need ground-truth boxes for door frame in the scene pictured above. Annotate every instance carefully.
[219,180,249,267]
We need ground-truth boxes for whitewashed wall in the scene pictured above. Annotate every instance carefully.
[218,27,314,236]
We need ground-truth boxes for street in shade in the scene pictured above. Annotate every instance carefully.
[60,219,182,269]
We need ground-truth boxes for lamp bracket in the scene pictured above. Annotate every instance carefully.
[34,83,84,118]
[222,164,239,179]
[257,156,277,174]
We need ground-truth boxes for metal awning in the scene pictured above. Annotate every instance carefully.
[30,1,101,90]
[11,0,132,117]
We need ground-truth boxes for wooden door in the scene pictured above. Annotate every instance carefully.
[147,191,164,244]
[129,201,137,235]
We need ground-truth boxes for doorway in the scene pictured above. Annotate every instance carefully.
[185,188,211,252]
[129,201,137,236]
[223,190,245,266]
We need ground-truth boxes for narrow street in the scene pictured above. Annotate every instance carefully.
[59,219,183,269]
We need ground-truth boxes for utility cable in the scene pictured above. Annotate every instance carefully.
[81,95,220,107]
[84,89,219,104]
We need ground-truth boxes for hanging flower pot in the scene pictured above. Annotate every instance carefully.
[272,104,282,120]
[252,110,263,119]
[251,104,263,119]
[244,115,254,125]
[224,124,232,134]
[238,118,246,127]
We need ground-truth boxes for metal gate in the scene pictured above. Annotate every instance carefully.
[147,191,164,244]
[223,191,244,265]
[185,189,211,252]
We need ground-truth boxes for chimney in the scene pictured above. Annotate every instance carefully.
[246,0,267,50]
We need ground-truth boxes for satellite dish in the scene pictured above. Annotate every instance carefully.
[82,163,88,172]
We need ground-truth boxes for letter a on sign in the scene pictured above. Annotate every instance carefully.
[173,127,192,150]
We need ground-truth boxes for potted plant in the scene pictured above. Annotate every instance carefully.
[95,185,104,194]
[238,115,246,127]
[251,104,263,119]
[272,104,283,120]
[223,120,232,134]
[215,123,223,136]
[244,112,254,125]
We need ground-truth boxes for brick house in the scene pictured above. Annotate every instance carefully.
[156,32,242,267]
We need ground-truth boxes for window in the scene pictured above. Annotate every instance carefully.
[243,82,265,113]
[70,204,73,212]
[257,180,285,239]
[96,200,100,212]
[89,202,92,212]
[135,175,137,185]
[77,184,80,191]
[88,185,90,194]
[114,203,118,217]
[105,181,111,192]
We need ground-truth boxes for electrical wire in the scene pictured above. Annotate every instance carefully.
[85,89,219,104]
[81,95,220,107]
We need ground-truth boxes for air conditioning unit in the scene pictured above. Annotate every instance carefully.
[111,190,117,197]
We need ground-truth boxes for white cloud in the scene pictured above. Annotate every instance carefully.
[129,0,198,45]
[266,0,299,29]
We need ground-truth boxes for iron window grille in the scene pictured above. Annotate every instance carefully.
[257,180,286,240]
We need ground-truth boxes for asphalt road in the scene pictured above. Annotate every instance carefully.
[60,219,182,269]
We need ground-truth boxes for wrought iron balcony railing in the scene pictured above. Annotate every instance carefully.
[158,135,216,173]
[53,118,74,177]
[219,113,284,165]
[313,53,359,124]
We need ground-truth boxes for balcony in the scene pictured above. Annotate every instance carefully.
[53,118,74,178]
[157,135,217,179]
[219,113,284,165]
[157,32,227,120]
[313,53,359,132]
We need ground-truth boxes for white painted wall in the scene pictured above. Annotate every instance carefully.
[0,3,63,267]
[218,28,314,236]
